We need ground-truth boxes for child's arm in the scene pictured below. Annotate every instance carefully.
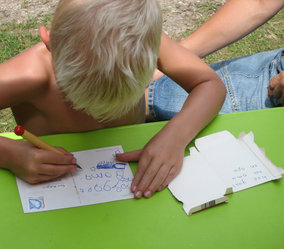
[117,33,226,198]
[0,44,77,183]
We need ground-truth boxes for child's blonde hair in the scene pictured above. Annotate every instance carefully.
[50,0,162,121]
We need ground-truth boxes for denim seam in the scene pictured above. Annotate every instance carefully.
[229,57,279,77]
[148,81,157,120]
[230,72,259,77]
[221,63,240,112]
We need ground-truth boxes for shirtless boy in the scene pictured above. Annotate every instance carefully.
[0,0,225,199]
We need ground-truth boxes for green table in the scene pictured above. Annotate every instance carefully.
[1,107,283,249]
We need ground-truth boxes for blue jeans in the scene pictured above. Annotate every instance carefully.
[148,48,284,121]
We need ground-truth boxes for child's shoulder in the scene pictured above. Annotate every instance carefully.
[1,42,52,82]
[14,42,52,82]
[0,42,53,107]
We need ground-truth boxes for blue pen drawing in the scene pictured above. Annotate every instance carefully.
[96,161,126,170]
[28,197,45,210]
[42,183,66,190]
[85,172,112,180]
[254,175,268,181]
[232,163,272,189]
[112,170,133,192]
[40,178,66,190]
[233,167,245,173]
[79,167,133,194]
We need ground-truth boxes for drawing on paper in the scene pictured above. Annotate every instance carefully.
[28,197,45,210]
[16,145,134,213]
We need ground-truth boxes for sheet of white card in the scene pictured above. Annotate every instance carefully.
[169,131,284,215]
[16,145,134,213]
[194,131,284,192]
[169,147,232,215]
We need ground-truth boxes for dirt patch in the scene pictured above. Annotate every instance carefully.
[0,0,225,40]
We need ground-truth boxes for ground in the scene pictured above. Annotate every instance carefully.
[0,0,225,41]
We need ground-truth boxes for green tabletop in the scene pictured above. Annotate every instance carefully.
[0,107,283,249]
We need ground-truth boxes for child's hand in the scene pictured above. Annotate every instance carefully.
[269,71,284,105]
[4,140,77,184]
[116,127,185,198]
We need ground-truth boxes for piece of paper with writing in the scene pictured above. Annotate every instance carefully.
[169,131,284,215]
[17,145,134,213]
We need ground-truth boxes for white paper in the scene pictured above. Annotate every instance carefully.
[194,131,283,192]
[16,145,134,213]
[169,147,232,215]
[169,131,283,215]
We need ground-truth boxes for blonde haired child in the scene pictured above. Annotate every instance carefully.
[50,0,162,121]
[0,0,226,198]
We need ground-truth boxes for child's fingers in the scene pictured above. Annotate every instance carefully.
[143,164,170,198]
[33,149,76,165]
[131,154,152,195]
[133,158,163,198]
[28,173,69,185]
[158,166,180,192]
[55,146,73,156]
[25,162,76,184]
[24,164,76,185]
[38,163,76,176]
[115,150,142,162]
[22,149,77,184]
[115,149,148,194]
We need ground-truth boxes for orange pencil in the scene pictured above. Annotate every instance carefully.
[14,125,82,169]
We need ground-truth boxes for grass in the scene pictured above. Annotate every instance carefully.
[0,2,283,133]
[21,0,30,9]
[0,16,52,63]
[0,15,52,133]
[205,11,284,64]
[185,2,284,64]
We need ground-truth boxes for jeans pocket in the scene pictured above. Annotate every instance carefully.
[211,48,284,113]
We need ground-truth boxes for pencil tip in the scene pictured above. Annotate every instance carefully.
[76,164,82,169]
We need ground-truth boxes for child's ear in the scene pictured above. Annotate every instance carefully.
[39,26,50,50]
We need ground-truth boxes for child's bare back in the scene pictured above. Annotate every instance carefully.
[3,43,146,136]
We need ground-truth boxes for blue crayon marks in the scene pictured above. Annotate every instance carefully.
[96,161,126,170]
[28,197,45,210]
